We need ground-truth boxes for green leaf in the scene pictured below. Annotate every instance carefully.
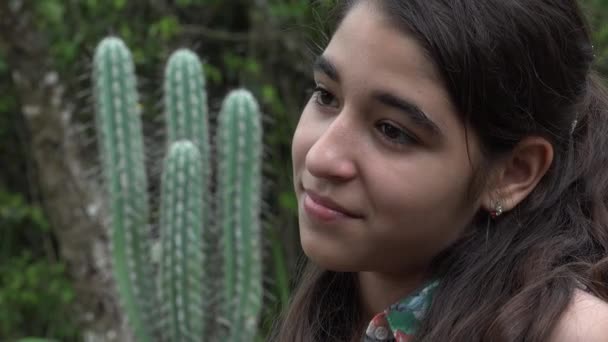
[279,191,297,212]
[36,0,64,24]
[204,63,223,84]
[51,40,79,66]
[150,16,181,41]
[262,85,278,104]
[244,59,261,76]
[113,0,127,10]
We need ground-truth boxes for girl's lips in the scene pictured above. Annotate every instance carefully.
[303,191,362,222]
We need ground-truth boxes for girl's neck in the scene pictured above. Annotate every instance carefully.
[357,270,429,323]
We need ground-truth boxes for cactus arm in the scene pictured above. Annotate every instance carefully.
[218,94,239,334]
[93,37,157,342]
[238,92,264,341]
[218,90,264,342]
[159,141,205,341]
[164,49,209,153]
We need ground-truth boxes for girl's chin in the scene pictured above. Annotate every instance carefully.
[299,218,366,272]
[311,261,360,273]
[302,245,362,272]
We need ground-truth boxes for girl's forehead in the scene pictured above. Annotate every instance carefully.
[327,3,442,88]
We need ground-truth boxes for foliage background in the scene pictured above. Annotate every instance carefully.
[0,0,606,340]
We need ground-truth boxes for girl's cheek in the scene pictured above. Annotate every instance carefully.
[292,127,314,183]
[291,126,307,164]
[292,112,320,165]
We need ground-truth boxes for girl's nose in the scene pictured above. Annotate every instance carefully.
[304,115,357,182]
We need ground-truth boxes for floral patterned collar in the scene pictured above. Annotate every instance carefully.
[363,280,439,342]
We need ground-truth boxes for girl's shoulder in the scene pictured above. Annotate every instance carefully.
[549,289,608,342]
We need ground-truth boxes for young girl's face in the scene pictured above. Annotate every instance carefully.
[292,3,485,273]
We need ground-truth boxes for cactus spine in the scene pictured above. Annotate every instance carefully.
[93,37,264,342]
[93,37,158,342]
[218,90,263,342]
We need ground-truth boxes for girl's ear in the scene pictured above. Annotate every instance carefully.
[481,136,554,214]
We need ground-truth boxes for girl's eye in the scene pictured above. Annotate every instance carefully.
[375,121,418,146]
[312,86,339,108]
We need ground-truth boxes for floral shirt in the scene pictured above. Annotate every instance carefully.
[362,281,439,342]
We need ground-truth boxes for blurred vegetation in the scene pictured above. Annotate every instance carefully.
[0,0,606,340]
[584,0,608,74]
[0,189,79,340]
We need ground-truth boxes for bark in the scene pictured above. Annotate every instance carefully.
[0,2,131,341]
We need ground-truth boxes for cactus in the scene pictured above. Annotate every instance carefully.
[164,49,210,156]
[93,37,264,342]
[162,49,222,341]
[93,37,159,342]
[159,141,205,341]
[218,90,263,341]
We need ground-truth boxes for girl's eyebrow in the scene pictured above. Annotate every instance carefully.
[372,91,443,138]
[313,55,340,82]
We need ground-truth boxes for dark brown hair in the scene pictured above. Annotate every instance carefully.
[272,1,608,341]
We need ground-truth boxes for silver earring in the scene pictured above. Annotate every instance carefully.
[490,201,503,219]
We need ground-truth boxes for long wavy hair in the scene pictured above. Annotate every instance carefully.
[271,1,608,341]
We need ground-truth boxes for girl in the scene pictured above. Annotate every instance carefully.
[273,0,608,341]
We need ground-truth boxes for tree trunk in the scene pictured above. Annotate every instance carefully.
[0,2,131,341]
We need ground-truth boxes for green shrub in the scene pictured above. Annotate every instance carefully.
[0,190,80,340]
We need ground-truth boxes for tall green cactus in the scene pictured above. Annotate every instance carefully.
[93,37,159,342]
[218,90,264,342]
[93,36,264,342]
